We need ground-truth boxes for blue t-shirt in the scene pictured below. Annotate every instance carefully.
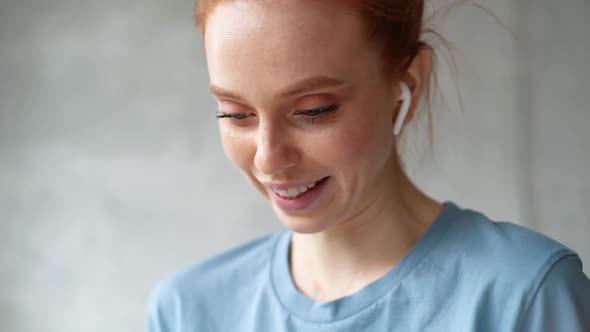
[147,201,590,331]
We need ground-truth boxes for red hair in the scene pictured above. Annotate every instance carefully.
[193,0,432,79]
[193,0,449,144]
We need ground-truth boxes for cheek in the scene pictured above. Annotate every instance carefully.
[342,125,390,170]
[310,112,392,174]
[219,126,254,172]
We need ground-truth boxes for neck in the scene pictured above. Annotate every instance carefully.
[289,160,442,302]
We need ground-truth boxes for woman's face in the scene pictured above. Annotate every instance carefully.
[205,1,401,234]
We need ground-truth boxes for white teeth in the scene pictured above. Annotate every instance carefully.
[272,179,322,198]
[287,187,299,196]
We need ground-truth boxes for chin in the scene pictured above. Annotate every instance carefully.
[274,209,333,234]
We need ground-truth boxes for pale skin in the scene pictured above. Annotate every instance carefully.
[204,1,443,302]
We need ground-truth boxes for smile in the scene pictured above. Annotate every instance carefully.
[271,180,320,199]
[266,177,330,212]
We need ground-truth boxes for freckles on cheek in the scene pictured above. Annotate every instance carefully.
[220,131,253,171]
[345,130,379,162]
[314,125,381,167]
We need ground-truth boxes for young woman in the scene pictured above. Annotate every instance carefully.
[147,1,590,330]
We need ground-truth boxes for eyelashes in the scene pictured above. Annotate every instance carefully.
[294,103,340,117]
[215,112,249,120]
[216,103,341,123]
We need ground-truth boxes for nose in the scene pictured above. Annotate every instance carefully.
[253,120,299,176]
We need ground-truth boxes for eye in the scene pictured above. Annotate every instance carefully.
[216,112,248,120]
[216,112,255,126]
[295,103,341,118]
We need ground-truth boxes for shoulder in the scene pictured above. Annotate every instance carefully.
[433,203,583,300]
[518,254,590,331]
[147,231,281,328]
[441,203,578,275]
[427,203,589,329]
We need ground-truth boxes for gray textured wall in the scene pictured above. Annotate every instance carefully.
[1,0,588,331]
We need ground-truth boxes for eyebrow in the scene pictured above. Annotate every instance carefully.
[209,75,347,100]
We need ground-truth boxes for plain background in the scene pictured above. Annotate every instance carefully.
[1,0,589,331]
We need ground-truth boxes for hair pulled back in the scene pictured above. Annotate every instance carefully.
[194,0,432,80]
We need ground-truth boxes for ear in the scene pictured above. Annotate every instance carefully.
[393,46,431,126]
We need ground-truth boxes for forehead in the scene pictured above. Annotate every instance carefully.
[203,1,380,99]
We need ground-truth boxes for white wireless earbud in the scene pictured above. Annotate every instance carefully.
[393,82,411,136]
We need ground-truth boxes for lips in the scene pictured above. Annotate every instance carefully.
[271,179,321,198]
[267,177,330,212]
